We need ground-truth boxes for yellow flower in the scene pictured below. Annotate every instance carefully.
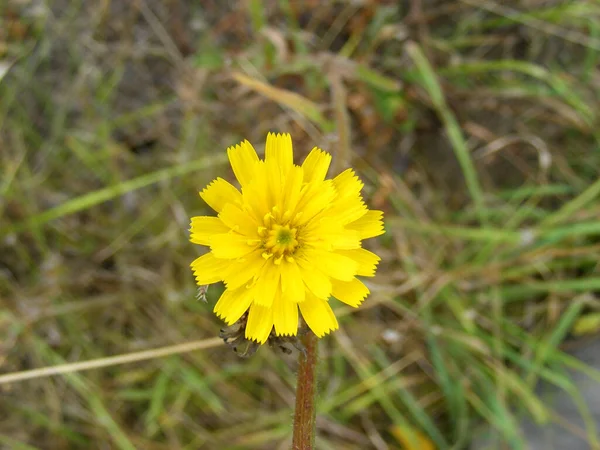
[190,133,384,344]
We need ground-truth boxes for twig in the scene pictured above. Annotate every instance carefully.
[0,337,223,385]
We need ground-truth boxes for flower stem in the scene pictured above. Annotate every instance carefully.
[292,331,318,449]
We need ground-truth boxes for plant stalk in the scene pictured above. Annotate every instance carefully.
[292,331,318,449]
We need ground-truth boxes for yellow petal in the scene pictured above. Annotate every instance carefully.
[210,232,257,259]
[245,302,273,344]
[333,169,363,197]
[227,140,259,186]
[326,229,361,250]
[303,250,358,281]
[264,133,294,208]
[279,259,305,303]
[190,252,231,284]
[331,278,369,307]
[306,218,360,250]
[272,289,299,336]
[265,132,293,175]
[190,216,229,245]
[337,248,380,277]
[281,165,304,214]
[214,286,254,325]
[223,250,267,290]
[265,159,282,208]
[253,262,280,307]
[243,162,271,220]
[294,180,336,226]
[347,210,385,239]
[327,195,367,225]
[298,293,338,338]
[302,147,331,183]
[297,257,332,299]
[219,203,258,237]
[329,170,367,224]
[200,178,242,213]
[263,135,288,208]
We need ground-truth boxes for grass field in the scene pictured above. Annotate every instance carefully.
[2,1,600,449]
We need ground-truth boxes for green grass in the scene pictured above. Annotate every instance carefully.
[2,1,600,449]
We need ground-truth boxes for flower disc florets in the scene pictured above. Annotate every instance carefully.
[190,133,384,344]
[263,221,299,261]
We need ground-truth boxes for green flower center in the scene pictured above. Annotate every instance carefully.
[276,228,294,245]
[265,224,298,257]
[257,207,301,264]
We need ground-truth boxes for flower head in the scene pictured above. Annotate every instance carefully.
[190,133,384,344]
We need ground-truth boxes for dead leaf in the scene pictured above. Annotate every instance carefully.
[231,71,334,132]
[390,425,436,450]
[573,313,600,336]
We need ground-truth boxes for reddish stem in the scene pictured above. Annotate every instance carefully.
[292,332,318,450]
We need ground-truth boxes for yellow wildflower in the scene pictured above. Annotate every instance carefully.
[190,133,384,344]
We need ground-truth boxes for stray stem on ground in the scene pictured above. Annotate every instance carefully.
[292,331,318,450]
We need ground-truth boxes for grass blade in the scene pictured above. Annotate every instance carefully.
[406,41,486,224]
[1,153,228,236]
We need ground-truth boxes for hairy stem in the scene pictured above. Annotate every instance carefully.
[292,332,318,449]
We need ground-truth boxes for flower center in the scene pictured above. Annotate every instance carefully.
[258,208,300,264]
[265,224,298,257]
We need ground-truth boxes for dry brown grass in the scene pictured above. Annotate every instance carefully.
[2,1,600,448]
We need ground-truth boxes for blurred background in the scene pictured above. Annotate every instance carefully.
[2,1,600,449]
